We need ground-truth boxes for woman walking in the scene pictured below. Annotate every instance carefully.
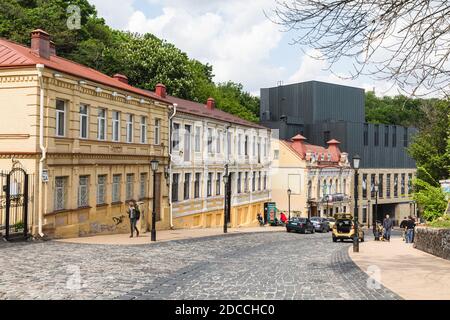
[127,200,141,238]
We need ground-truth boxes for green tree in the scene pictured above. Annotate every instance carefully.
[413,168,448,221]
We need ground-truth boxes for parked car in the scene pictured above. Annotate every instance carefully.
[326,217,336,230]
[286,217,315,234]
[310,217,330,233]
[332,213,364,242]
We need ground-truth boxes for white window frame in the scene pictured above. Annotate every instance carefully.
[172,123,180,151]
[195,126,201,152]
[55,99,66,137]
[79,104,89,139]
[97,108,107,140]
[54,176,67,211]
[126,114,133,143]
[216,130,221,154]
[140,116,147,144]
[97,175,106,205]
[154,118,161,145]
[112,111,120,142]
[207,128,214,153]
[112,175,121,203]
[78,176,89,208]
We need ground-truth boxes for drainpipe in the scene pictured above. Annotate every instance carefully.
[36,64,46,237]
[168,103,177,229]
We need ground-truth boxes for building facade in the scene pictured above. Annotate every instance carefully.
[271,134,352,218]
[0,30,171,238]
[261,81,417,224]
[153,88,272,229]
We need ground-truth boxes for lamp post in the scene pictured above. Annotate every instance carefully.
[287,188,292,220]
[150,159,159,242]
[352,154,361,253]
[223,163,229,234]
[373,183,379,239]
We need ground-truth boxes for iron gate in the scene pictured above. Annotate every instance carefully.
[0,167,30,241]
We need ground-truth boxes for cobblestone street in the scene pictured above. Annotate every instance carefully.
[0,232,400,300]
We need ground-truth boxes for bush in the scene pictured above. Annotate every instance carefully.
[428,215,450,228]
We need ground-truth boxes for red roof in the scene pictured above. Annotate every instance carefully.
[282,135,343,164]
[0,38,170,104]
[164,95,266,129]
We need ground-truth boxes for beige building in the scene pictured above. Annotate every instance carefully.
[271,134,352,218]
[0,30,172,239]
[154,88,272,229]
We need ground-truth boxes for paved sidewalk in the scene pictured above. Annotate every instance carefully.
[349,237,450,300]
[56,226,285,245]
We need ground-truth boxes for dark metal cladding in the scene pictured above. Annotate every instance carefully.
[260,81,416,169]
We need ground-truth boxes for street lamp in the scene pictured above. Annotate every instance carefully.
[150,159,159,242]
[352,154,361,253]
[287,188,292,220]
[223,164,230,234]
[373,183,379,240]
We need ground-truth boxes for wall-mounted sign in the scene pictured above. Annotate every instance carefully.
[42,169,49,183]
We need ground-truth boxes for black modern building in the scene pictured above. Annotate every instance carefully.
[260,81,416,169]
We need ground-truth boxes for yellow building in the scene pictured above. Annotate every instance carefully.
[152,87,272,228]
[271,134,352,218]
[0,30,172,239]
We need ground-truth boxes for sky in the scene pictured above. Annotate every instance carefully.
[89,0,400,97]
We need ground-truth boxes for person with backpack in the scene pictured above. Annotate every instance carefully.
[382,214,394,242]
[127,200,140,238]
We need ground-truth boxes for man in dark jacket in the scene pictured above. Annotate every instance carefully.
[383,214,394,241]
[400,217,408,241]
[405,216,416,244]
[127,200,140,238]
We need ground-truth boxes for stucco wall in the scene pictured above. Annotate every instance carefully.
[414,226,450,260]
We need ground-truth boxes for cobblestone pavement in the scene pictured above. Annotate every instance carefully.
[0,232,400,300]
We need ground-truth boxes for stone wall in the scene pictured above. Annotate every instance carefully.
[414,226,450,260]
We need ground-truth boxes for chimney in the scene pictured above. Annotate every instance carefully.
[206,98,215,110]
[291,134,307,159]
[50,41,56,56]
[31,29,50,59]
[113,74,128,84]
[326,139,341,161]
[155,83,166,98]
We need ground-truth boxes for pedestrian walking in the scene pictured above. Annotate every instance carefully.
[400,216,408,241]
[382,214,394,241]
[257,213,265,226]
[127,200,141,238]
[280,212,288,225]
[405,216,416,244]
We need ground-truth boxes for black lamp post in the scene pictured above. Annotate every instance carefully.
[223,163,229,234]
[353,154,361,253]
[373,183,379,239]
[150,159,159,242]
[287,188,292,220]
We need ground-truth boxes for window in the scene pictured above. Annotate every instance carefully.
[237,172,242,194]
[97,108,106,140]
[77,176,89,208]
[362,174,368,199]
[362,208,367,224]
[207,173,213,197]
[172,123,180,150]
[384,125,389,147]
[343,179,347,195]
[54,177,67,211]
[56,99,66,137]
[79,105,88,139]
[112,175,121,203]
[140,173,147,199]
[184,173,191,200]
[244,172,249,193]
[154,118,161,145]
[252,172,256,192]
[172,173,179,202]
[244,135,248,156]
[207,128,213,153]
[258,172,261,191]
[324,131,331,145]
[392,126,397,147]
[264,138,268,157]
[216,173,221,196]
[363,124,368,146]
[374,125,379,146]
[227,131,232,156]
[194,173,201,199]
[112,111,120,142]
[252,137,256,156]
[126,114,133,143]
[386,174,391,198]
[140,116,147,144]
[370,174,376,198]
[97,175,106,205]
[264,173,267,190]
[378,174,384,198]
[195,126,201,152]
[184,125,191,161]
[408,173,413,195]
[403,127,408,147]
[216,130,221,154]
[126,174,134,200]
[238,134,242,155]
[401,173,406,196]
[394,174,399,197]
[274,150,280,160]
